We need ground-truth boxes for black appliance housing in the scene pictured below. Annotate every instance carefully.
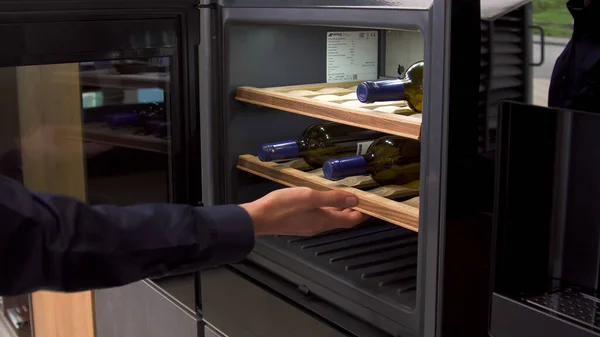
[195,1,499,337]
[479,0,534,153]
[490,102,600,337]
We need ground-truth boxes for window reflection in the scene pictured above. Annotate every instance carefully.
[0,57,171,336]
[531,0,574,107]
[79,57,171,206]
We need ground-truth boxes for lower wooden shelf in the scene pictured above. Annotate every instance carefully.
[77,70,170,90]
[83,124,168,154]
[60,123,169,154]
[237,155,420,232]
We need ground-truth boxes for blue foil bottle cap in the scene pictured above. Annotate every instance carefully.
[356,82,376,103]
[357,79,406,103]
[323,155,368,180]
[258,140,300,162]
[154,122,169,138]
[105,113,139,127]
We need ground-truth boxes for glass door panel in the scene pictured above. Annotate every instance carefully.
[79,57,171,206]
[0,57,172,337]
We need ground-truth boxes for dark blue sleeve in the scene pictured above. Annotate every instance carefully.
[0,176,255,296]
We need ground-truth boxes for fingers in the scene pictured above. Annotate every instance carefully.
[322,207,368,215]
[255,187,366,237]
[321,207,344,212]
[316,208,367,233]
[270,187,360,210]
[279,208,367,237]
[304,189,359,210]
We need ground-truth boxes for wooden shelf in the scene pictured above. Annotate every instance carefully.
[56,70,170,90]
[236,81,422,141]
[63,123,169,154]
[80,71,170,90]
[237,155,420,232]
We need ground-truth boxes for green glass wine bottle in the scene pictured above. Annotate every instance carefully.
[322,135,421,185]
[258,122,384,168]
[356,61,424,112]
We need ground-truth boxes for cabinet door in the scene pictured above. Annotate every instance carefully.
[205,325,224,337]
[201,267,347,337]
[0,11,199,337]
[94,281,197,337]
[9,63,93,337]
[0,57,177,337]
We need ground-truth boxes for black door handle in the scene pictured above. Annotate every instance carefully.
[530,25,545,67]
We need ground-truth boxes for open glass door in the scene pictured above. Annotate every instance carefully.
[0,6,200,337]
[0,57,175,337]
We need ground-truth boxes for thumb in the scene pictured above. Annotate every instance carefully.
[308,190,359,209]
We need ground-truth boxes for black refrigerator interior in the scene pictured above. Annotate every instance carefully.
[196,1,490,337]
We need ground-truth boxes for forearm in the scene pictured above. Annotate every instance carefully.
[0,176,254,295]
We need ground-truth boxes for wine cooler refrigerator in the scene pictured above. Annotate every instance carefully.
[195,0,515,337]
[0,0,539,337]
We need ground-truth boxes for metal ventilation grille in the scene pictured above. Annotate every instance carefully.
[527,288,600,332]
[479,20,491,153]
[255,222,418,309]
[286,225,418,294]
[479,6,528,152]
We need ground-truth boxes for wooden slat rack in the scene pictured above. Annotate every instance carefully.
[61,123,169,154]
[83,124,168,154]
[236,81,422,141]
[237,155,420,232]
[79,70,170,90]
[55,69,169,90]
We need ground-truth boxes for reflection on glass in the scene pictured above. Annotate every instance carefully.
[0,57,171,336]
[531,0,576,108]
[80,57,171,206]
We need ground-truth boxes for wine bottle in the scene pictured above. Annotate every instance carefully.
[258,122,385,168]
[145,121,170,138]
[105,112,139,127]
[356,61,424,112]
[105,103,166,128]
[155,122,169,138]
[323,135,421,185]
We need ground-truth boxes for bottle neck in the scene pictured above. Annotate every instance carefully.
[258,140,301,162]
[296,139,311,153]
[322,155,369,180]
[356,79,407,103]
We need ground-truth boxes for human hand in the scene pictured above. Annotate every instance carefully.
[240,187,368,236]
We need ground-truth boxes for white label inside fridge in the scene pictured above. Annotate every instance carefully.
[356,141,374,155]
[326,31,378,83]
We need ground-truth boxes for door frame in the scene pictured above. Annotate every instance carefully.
[0,3,200,337]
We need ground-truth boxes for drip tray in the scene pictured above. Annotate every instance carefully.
[527,288,600,331]
[251,221,418,331]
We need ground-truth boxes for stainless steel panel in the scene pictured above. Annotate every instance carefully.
[217,0,433,10]
[204,325,224,337]
[490,294,600,337]
[95,281,197,337]
[202,268,346,337]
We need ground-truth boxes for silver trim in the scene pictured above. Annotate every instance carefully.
[142,280,197,320]
[199,7,217,206]
[203,320,228,337]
